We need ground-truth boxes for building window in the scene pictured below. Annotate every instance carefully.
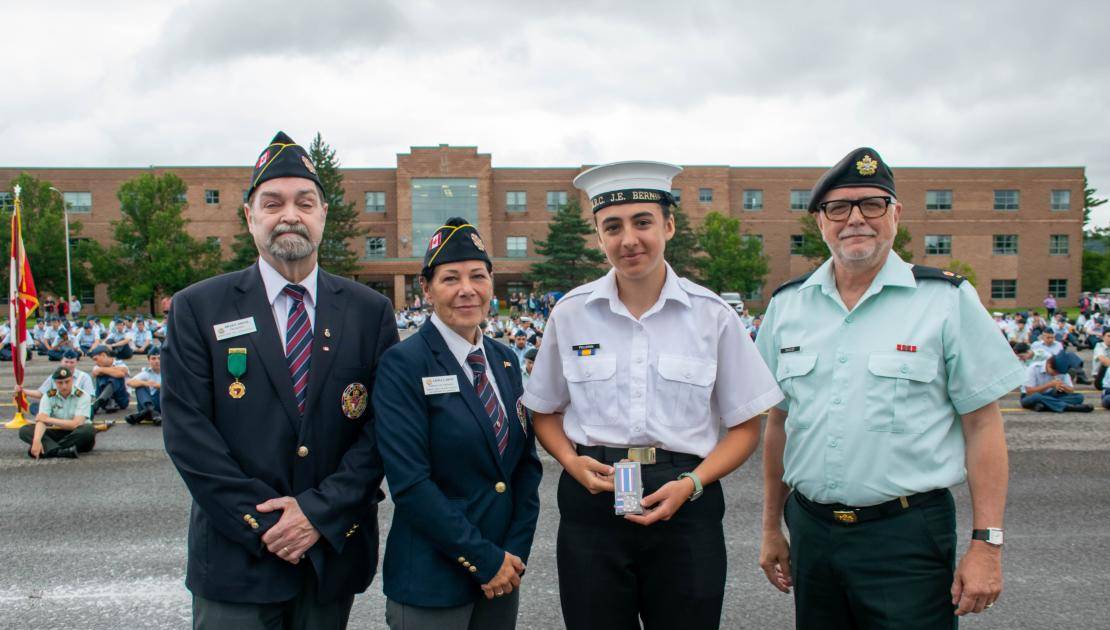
[994,189,1020,210]
[365,191,386,212]
[364,237,386,259]
[742,189,763,211]
[506,191,527,212]
[0,192,12,211]
[924,235,952,255]
[789,189,811,211]
[506,236,528,258]
[175,191,188,204]
[742,234,763,246]
[1049,234,1069,255]
[412,179,479,253]
[790,234,806,255]
[203,189,219,205]
[671,189,682,204]
[698,188,713,203]
[63,191,92,213]
[546,190,568,211]
[1051,189,1071,211]
[992,234,1018,255]
[991,279,1017,299]
[1048,279,1068,298]
[926,190,953,210]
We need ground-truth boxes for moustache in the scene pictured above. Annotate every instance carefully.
[837,230,877,239]
[273,223,310,238]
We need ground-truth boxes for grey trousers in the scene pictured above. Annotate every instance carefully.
[385,590,520,630]
[192,569,354,630]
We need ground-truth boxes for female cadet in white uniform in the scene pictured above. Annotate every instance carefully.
[523,161,783,630]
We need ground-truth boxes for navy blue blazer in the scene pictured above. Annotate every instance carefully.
[162,263,398,604]
[373,321,543,607]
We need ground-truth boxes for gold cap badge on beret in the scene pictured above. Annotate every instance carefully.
[856,155,878,176]
[470,233,485,252]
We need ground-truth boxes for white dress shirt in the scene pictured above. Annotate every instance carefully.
[523,264,783,458]
[430,313,506,412]
[257,257,318,349]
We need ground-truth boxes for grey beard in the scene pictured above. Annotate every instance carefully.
[266,225,317,261]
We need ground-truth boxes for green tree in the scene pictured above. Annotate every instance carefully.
[224,206,259,272]
[664,204,700,280]
[86,172,222,313]
[798,212,913,266]
[943,259,978,286]
[529,199,606,292]
[695,211,769,295]
[1084,177,1107,228]
[309,133,365,276]
[1082,228,1110,292]
[1,173,93,301]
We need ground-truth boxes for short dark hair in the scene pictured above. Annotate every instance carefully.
[420,260,493,283]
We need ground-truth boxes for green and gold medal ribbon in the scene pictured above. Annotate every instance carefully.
[228,348,247,398]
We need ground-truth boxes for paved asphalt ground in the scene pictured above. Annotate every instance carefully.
[1,339,1108,629]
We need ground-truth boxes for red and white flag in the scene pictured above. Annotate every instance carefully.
[8,184,39,423]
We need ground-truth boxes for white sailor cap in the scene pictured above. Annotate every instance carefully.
[572,161,683,214]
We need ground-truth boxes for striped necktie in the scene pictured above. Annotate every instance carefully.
[283,284,312,414]
[466,349,509,456]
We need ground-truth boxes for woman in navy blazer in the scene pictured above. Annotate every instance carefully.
[373,218,542,630]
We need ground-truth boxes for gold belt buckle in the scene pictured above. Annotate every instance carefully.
[833,510,858,524]
[627,447,656,465]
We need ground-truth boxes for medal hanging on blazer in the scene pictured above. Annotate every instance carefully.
[227,348,247,399]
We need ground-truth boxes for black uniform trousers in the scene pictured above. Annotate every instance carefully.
[192,565,354,630]
[785,489,958,630]
[18,425,95,454]
[556,456,726,630]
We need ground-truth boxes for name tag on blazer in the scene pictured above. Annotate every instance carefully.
[214,317,257,341]
[422,375,461,396]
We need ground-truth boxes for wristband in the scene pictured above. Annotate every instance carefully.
[677,472,703,501]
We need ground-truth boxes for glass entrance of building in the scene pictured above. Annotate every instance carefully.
[411,178,479,254]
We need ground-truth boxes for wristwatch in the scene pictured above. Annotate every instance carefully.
[677,472,703,501]
[971,528,1004,546]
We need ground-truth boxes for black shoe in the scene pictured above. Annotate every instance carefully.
[124,411,142,425]
[1065,404,1094,413]
[47,446,79,459]
[1032,402,1048,412]
[1076,375,1092,385]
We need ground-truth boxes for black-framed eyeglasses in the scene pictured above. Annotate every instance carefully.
[817,196,893,222]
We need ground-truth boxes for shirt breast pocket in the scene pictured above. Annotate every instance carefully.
[775,354,818,429]
[655,354,717,427]
[865,351,939,434]
[563,355,618,425]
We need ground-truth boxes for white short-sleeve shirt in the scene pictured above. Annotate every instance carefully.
[523,264,783,458]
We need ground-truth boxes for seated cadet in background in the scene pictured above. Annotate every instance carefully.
[1012,342,1035,366]
[1029,329,1063,364]
[1019,352,1093,413]
[131,319,153,355]
[77,321,99,355]
[125,347,162,425]
[0,327,12,361]
[18,367,96,459]
[1091,331,1110,389]
[46,327,78,361]
[104,319,134,359]
[30,319,48,353]
[17,349,96,417]
[39,317,62,354]
[89,345,131,414]
[521,347,536,386]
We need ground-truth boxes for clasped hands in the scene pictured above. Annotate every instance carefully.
[481,552,526,600]
[568,455,693,526]
[257,496,320,565]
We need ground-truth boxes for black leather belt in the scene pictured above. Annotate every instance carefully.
[793,488,949,525]
[575,444,701,466]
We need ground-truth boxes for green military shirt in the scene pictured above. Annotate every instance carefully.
[756,251,1024,507]
[41,387,94,424]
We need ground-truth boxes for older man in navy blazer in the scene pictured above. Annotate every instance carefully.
[373,218,543,630]
[163,131,398,630]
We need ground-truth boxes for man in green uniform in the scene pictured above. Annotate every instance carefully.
[18,366,96,459]
[756,147,1023,628]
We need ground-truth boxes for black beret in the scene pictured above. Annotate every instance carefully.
[248,131,326,201]
[62,349,80,359]
[52,366,73,380]
[90,345,110,356]
[524,348,538,361]
[421,217,491,276]
[807,147,896,213]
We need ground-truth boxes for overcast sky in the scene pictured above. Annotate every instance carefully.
[3,1,1108,224]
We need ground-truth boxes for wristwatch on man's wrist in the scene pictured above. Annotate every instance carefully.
[677,472,703,501]
[971,528,1004,546]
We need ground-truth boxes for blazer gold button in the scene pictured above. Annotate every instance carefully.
[494,482,507,494]
[463,561,471,568]
[251,522,259,530]
[297,446,309,458]
[458,557,466,563]
[243,514,252,522]
[469,566,478,573]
